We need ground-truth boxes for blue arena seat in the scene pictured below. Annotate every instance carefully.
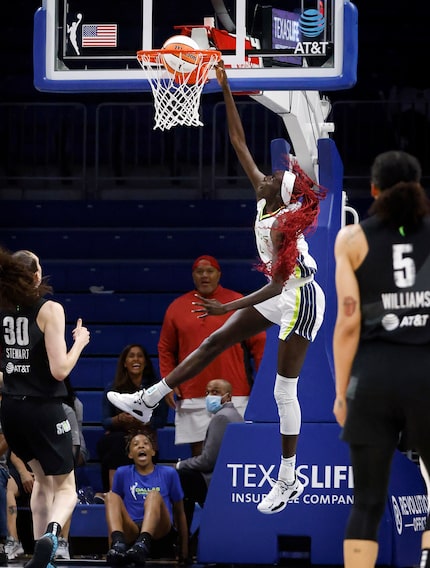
[44,259,265,293]
[54,292,177,324]
[71,357,117,389]
[75,463,103,494]
[70,504,107,537]
[66,324,161,356]
[71,357,160,390]
[1,200,256,229]
[0,227,256,260]
[156,427,192,462]
[76,391,103,424]
[82,426,104,461]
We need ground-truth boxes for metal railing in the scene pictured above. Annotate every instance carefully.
[1,99,429,200]
[332,99,430,193]
[0,103,87,197]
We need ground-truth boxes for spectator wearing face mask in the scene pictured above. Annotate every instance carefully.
[175,379,243,552]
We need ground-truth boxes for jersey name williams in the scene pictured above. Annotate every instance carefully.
[381,290,430,310]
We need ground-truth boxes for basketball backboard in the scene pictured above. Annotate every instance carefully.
[34,0,358,93]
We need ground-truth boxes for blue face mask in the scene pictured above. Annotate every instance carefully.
[206,394,223,414]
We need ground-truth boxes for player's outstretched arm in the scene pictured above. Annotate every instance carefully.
[192,279,283,318]
[216,61,264,195]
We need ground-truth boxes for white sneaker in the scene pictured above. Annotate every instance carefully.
[107,390,157,423]
[5,537,24,560]
[257,475,304,514]
[55,537,70,560]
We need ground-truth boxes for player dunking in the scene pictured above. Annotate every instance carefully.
[108,61,326,514]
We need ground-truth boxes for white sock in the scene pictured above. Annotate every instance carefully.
[144,379,172,406]
[278,455,296,484]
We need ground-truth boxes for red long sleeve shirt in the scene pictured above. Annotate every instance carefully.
[158,285,266,399]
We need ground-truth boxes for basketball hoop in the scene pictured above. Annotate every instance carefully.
[137,49,221,130]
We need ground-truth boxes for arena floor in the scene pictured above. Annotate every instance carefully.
[5,552,354,568]
[6,558,415,568]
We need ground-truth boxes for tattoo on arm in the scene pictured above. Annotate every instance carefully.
[343,296,356,317]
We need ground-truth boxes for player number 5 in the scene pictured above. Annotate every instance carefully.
[392,244,415,288]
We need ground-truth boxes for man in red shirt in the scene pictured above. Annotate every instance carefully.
[158,255,266,456]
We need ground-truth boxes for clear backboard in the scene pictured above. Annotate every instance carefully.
[34,0,358,93]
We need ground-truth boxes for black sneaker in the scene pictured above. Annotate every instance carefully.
[125,541,150,566]
[106,541,128,566]
[25,533,58,568]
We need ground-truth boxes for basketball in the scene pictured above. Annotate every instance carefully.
[161,35,200,82]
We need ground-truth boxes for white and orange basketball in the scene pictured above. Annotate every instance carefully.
[161,35,200,83]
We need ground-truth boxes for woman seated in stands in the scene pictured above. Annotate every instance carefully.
[105,427,188,566]
[97,344,168,492]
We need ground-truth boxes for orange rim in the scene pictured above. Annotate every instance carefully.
[137,49,222,65]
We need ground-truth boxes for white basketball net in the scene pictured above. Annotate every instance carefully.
[137,50,221,131]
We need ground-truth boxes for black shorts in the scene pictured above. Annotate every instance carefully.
[1,395,74,476]
[342,341,430,452]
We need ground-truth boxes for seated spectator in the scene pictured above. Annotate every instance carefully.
[105,427,188,566]
[55,377,90,560]
[63,376,90,469]
[97,344,168,492]
[176,379,243,552]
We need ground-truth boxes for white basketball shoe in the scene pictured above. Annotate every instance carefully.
[257,475,304,514]
[55,537,70,560]
[5,537,24,560]
[107,390,157,423]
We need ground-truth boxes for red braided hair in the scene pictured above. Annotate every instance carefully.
[258,158,327,282]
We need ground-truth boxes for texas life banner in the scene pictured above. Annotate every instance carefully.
[198,422,426,567]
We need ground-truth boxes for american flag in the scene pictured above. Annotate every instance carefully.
[82,24,117,47]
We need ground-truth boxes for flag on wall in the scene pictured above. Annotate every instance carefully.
[82,24,117,47]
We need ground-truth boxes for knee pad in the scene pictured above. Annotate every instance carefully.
[274,374,301,435]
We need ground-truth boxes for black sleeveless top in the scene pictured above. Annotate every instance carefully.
[0,298,67,397]
[356,215,430,345]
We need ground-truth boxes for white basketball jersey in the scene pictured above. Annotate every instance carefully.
[254,198,317,288]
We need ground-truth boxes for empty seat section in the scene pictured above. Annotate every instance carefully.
[55,293,178,323]
[70,357,117,389]
[0,200,256,229]
[67,324,161,356]
[44,260,265,293]
[0,228,255,260]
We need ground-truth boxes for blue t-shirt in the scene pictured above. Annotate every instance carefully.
[112,464,184,524]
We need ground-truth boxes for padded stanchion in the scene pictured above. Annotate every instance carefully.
[198,422,425,566]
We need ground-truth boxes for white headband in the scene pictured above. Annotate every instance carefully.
[281,171,296,205]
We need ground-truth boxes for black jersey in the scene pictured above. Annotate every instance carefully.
[356,215,430,345]
[0,298,67,398]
